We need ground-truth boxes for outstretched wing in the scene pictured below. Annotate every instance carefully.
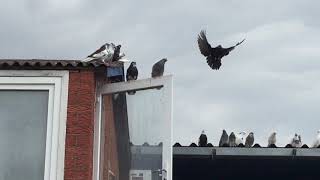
[197,30,212,57]
[87,44,107,58]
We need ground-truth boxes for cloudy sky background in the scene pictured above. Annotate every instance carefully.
[1,0,320,146]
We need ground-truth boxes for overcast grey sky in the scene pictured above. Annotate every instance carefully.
[1,0,320,146]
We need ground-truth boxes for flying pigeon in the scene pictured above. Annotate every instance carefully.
[126,62,138,95]
[229,132,236,147]
[291,134,302,148]
[268,132,277,147]
[219,129,229,147]
[245,132,254,147]
[235,131,247,146]
[198,130,208,147]
[197,30,245,70]
[312,130,320,148]
[82,43,115,63]
[151,58,167,78]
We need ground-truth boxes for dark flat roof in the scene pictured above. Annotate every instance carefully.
[0,59,123,70]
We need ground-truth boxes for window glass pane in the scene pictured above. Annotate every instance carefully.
[0,90,48,180]
[102,87,170,180]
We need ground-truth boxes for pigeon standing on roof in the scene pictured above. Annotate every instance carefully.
[198,130,208,147]
[245,132,254,147]
[126,62,138,95]
[291,134,302,148]
[82,43,115,63]
[151,58,167,78]
[268,132,277,147]
[235,131,247,146]
[219,130,229,147]
[197,30,245,70]
[229,132,236,147]
[312,130,320,148]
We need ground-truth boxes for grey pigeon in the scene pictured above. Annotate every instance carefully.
[126,62,139,95]
[312,130,320,148]
[151,58,167,78]
[229,132,236,147]
[268,132,277,147]
[245,132,254,147]
[197,30,245,70]
[83,43,115,63]
[198,130,208,147]
[291,133,302,148]
[219,129,229,147]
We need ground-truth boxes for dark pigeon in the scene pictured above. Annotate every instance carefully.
[219,129,229,147]
[126,62,138,95]
[245,132,254,147]
[151,58,167,78]
[197,30,245,70]
[229,132,236,147]
[112,44,122,62]
[198,130,208,147]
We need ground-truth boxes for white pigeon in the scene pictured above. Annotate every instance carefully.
[312,130,320,148]
[235,131,247,145]
[268,132,277,146]
[291,133,302,148]
[82,43,116,63]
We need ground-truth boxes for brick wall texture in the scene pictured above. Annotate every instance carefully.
[64,70,96,180]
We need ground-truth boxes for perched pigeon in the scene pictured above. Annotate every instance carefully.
[312,130,320,148]
[82,43,115,63]
[126,62,138,81]
[151,58,167,78]
[229,132,236,147]
[291,134,302,148]
[268,132,277,147]
[219,129,229,147]
[245,132,254,147]
[197,30,245,70]
[126,62,138,95]
[235,131,247,146]
[83,43,129,63]
[112,45,121,62]
[198,130,208,147]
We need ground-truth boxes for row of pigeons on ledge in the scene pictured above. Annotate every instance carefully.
[194,130,320,148]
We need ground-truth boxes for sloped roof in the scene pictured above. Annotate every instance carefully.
[0,59,123,70]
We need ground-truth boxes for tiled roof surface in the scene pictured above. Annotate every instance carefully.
[0,59,123,70]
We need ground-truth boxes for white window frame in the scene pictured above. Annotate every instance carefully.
[0,70,69,180]
[93,75,173,180]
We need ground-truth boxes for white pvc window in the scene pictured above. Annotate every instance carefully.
[0,71,69,180]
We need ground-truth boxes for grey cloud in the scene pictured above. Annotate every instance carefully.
[1,0,320,147]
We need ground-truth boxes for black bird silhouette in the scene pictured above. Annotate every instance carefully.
[112,44,122,62]
[126,62,138,95]
[151,58,167,78]
[198,130,208,147]
[197,30,245,70]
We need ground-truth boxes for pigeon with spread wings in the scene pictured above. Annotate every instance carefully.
[197,30,245,70]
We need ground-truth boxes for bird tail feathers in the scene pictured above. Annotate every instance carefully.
[82,57,94,62]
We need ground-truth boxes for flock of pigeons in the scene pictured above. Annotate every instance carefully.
[81,30,245,83]
[81,32,320,149]
[81,42,168,84]
[198,130,320,148]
